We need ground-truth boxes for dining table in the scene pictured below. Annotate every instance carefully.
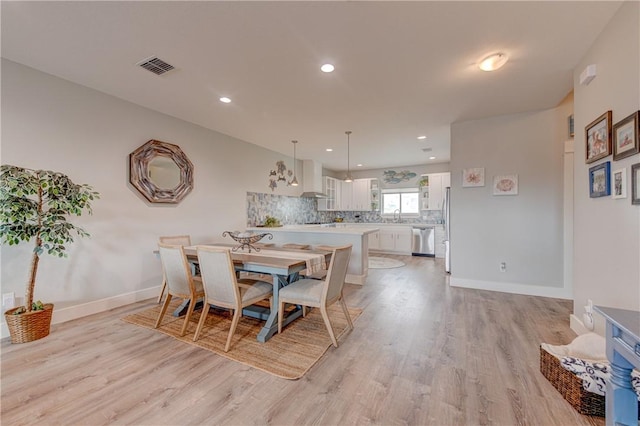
[174,243,332,343]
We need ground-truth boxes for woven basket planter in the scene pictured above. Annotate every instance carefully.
[540,346,640,418]
[4,303,54,344]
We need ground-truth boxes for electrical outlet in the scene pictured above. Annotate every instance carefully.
[499,262,506,272]
[2,292,15,310]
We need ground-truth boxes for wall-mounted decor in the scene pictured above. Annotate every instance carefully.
[129,139,193,204]
[267,160,293,191]
[611,168,627,199]
[632,163,640,205]
[585,111,612,164]
[589,161,611,198]
[462,168,485,187]
[383,170,417,184]
[568,114,574,138]
[493,174,518,195]
[612,111,639,161]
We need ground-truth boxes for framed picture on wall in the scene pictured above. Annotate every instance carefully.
[462,168,485,187]
[632,163,640,205]
[568,114,574,138]
[612,111,639,161]
[589,161,611,198]
[493,175,518,196]
[585,111,612,164]
[611,168,626,199]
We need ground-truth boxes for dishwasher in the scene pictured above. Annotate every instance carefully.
[412,225,435,257]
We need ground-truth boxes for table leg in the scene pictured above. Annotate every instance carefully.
[606,351,637,426]
[256,273,302,343]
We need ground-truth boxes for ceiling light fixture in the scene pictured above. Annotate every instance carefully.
[326,148,333,152]
[290,140,299,186]
[429,156,436,160]
[417,136,427,140]
[219,97,231,103]
[344,131,353,182]
[321,63,335,73]
[478,53,508,72]
[357,164,363,167]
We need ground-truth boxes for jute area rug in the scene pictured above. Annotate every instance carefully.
[368,256,406,269]
[122,299,361,380]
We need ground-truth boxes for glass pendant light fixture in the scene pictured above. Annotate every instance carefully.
[290,140,299,186]
[344,131,353,182]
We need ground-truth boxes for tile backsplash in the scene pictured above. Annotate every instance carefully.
[246,192,443,226]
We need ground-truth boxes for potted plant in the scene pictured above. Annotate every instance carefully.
[0,164,99,343]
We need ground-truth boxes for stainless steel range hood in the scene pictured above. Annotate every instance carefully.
[300,160,327,198]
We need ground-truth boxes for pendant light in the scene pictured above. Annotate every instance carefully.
[344,131,353,182]
[290,140,299,186]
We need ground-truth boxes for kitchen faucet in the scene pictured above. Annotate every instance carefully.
[393,209,402,223]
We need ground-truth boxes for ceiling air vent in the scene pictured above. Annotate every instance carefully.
[137,56,175,75]
[421,147,433,153]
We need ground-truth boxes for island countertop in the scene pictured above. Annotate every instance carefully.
[247,225,379,236]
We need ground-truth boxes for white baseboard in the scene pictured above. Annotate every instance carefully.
[1,286,160,340]
[450,277,573,300]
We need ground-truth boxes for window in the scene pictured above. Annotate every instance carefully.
[382,188,419,215]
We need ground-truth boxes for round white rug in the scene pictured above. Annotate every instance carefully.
[368,256,406,269]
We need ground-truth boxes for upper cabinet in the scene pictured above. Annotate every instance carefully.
[421,172,450,211]
[318,177,379,211]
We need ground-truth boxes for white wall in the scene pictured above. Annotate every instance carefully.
[572,1,640,333]
[0,59,302,333]
[449,106,568,298]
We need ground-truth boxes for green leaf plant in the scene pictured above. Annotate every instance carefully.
[0,165,99,314]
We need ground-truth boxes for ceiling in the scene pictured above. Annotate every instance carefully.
[1,1,622,172]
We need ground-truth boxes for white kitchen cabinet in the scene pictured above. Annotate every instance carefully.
[339,180,353,210]
[318,176,340,211]
[337,178,376,211]
[368,230,380,250]
[422,172,450,211]
[375,226,411,254]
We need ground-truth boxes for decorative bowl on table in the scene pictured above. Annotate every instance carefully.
[222,231,273,253]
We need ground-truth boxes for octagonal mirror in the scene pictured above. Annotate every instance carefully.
[129,139,194,204]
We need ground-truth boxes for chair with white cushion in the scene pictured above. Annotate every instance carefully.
[278,245,353,347]
[194,246,273,352]
[157,235,192,303]
[155,242,205,336]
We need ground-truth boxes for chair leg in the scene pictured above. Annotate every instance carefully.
[157,279,167,304]
[339,295,353,330]
[302,306,308,317]
[225,308,242,352]
[193,303,211,341]
[320,305,338,348]
[155,294,172,328]
[278,300,285,334]
[180,297,196,337]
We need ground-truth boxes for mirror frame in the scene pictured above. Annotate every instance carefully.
[129,139,194,204]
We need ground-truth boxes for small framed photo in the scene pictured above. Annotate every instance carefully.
[611,168,626,199]
[589,161,611,198]
[568,114,574,138]
[585,111,612,164]
[632,163,640,205]
[462,168,485,187]
[493,175,518,196]
[612,111,639,161]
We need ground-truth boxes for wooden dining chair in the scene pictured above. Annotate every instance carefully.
[194,246,273,352]
[157,235,192,303]
[155,242,205,336]
[278,245,354,347]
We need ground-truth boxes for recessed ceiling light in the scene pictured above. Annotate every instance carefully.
[357,164,363,167]
[326,148,333,152]
[417,136,427,140]
[321,63,335,73]
[219,97,231,103]
[429,156,436,160]
[478,53,508,72]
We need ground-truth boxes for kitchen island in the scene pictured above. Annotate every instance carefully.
[247,225,379,285]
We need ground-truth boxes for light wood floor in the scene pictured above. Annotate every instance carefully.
[1,256,604,426]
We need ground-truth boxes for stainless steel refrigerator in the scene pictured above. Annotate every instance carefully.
[443,186,451,273]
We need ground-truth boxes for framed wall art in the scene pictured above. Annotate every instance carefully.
[493,175,518,196]
[462,168,485,187]
[585,111,612,164]
[632,163,640,205]
[589,161,611,198]
[611,168,626,199]
[568,114,574,138]
[612,111,639,161]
